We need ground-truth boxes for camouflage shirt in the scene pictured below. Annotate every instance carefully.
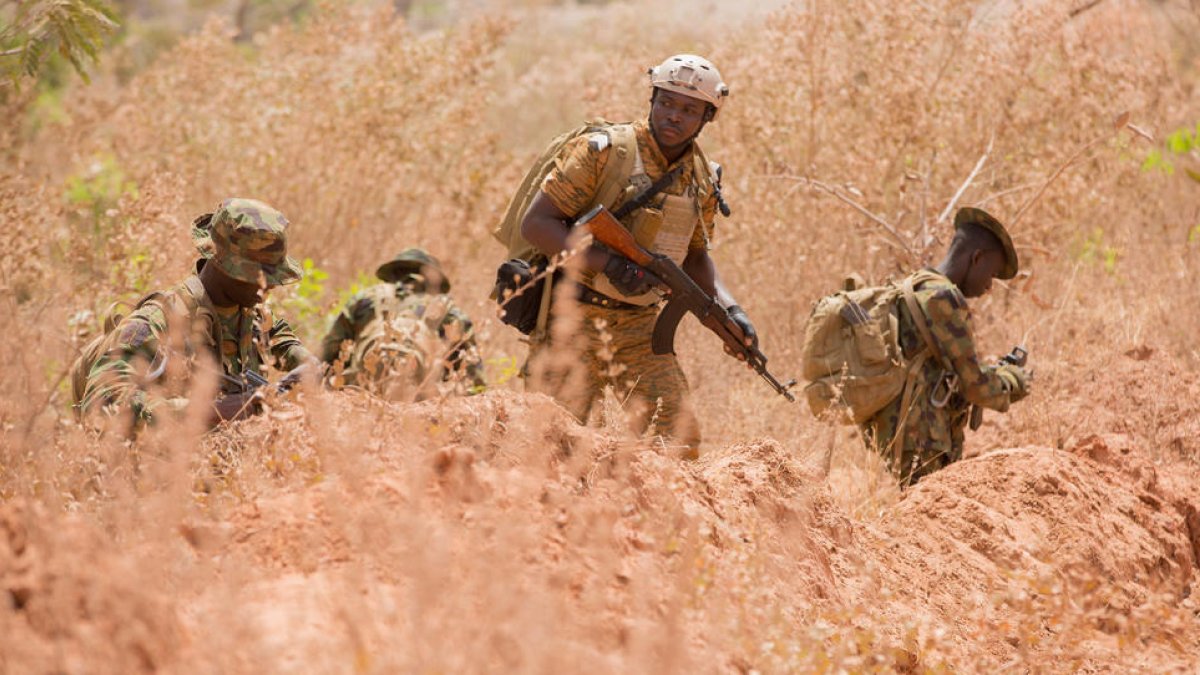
[77,274,312,424]
[863,269,1013,484]
[320,282,485,391]
[540,118,717,251]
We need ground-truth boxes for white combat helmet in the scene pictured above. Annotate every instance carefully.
[647,54,729,119]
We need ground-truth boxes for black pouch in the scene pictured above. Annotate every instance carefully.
[494,258,559,335]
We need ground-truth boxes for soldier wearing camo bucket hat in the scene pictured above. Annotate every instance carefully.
[71,198,318,432]
[320,248,486,400]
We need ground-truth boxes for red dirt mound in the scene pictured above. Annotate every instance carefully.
[5,374,1200,672]
[0,501,184,673]
[857,438,1200,671]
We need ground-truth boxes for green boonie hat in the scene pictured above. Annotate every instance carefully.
[955,206,1018,280]
[375,248,450,292]
[191,198,302,287]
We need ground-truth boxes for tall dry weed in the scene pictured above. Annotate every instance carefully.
[1,0,1199,671]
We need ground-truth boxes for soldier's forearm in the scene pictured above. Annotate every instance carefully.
[957,365,1011,411]
[277,345,318,373]
[681,249,718,298]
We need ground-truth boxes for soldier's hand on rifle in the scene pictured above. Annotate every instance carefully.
[996,363,1032,402]
[719,305,759,369]
[210,391,262,425]
[603,254,662,296]
[726,305,758,350]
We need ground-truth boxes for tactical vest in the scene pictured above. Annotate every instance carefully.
[493,121,719,307]
[346,290,439,398]
[584,125,718,306]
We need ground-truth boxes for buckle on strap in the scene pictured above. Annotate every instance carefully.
[929,371,958,408]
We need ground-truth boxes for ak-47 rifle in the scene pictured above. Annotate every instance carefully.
[969,345,1028,430]
[221,363,311,396]
[144,347,310,396]
[576,205,797,402]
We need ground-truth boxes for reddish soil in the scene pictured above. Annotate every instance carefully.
[2,350,1198,672]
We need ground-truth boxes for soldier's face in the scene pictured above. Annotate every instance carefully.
[650,89,709,149]
[226,275,266,308]
[962,249,1006,298]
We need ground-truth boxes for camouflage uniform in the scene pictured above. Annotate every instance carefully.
[528,119,716,453]
[321,286,485,395]
[73,198,311,425]
[861,270,1014,485]
[321,249,485,397]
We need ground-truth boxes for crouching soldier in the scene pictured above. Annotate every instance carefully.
[71,198,317,431]
[864,207,1033,485]
[320,248,485,399]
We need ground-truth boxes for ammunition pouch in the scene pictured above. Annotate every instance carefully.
[494,257,561,335]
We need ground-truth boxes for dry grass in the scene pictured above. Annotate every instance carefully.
[2,0,1200,671]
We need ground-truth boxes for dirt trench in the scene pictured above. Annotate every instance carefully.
[3,353,1200,672]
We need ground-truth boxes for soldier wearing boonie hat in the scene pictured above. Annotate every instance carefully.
[321,247,485,396]
[191,197,303,287]
[72,198,314,431]
[861,206,1032,487]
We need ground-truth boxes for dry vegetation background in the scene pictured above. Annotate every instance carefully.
[3,0,1200,671]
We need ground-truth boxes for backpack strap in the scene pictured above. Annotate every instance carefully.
[594,122,640,212]
[901,272,951,372]
[690,143,717,208]
[170,275,221,354]
[530,123,640,342]
[902,278,937,360]
[887,273,953,472]
[888,348,932,471]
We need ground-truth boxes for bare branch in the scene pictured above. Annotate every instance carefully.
[974,181,1041,208]
[1069,0,1108,19]
[1011,136,1107,227]
[808,178,914,257]
[937,133,994,224]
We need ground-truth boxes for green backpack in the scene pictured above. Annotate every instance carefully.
[800,270,944,424]
[492,120,639,259]
[70,279,209,416]
[491,121,640,338]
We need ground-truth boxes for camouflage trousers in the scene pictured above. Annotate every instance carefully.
[525,301,701,456]
[861,378,969,487]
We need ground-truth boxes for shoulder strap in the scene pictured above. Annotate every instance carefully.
[690,143,716,193]
[612,163,684,220]
[177,275,221,348]
[593,122,639,211]
[900,274,949,370]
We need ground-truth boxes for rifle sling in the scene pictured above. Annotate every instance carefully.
[612,164,685,221]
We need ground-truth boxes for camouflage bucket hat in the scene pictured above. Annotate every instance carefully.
[191,198,303,287]
[375,248,450,292]
[955,206,1018,280]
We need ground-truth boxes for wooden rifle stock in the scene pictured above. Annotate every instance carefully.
[576,205,654,267]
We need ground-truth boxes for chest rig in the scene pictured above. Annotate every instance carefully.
[588,134,714,306]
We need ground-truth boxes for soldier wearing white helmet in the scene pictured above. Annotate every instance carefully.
[510,53,758,458]
[648,53,730,121]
